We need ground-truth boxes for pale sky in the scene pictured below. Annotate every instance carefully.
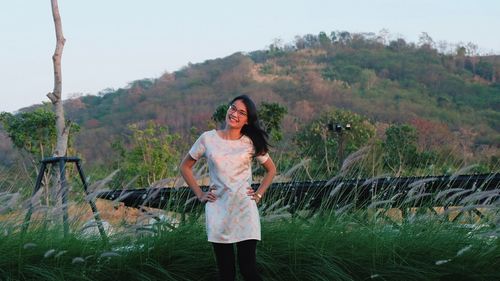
[1,0,499,113]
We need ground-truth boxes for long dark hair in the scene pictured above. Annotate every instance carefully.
[230,95,270,156]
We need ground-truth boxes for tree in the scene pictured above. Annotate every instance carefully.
[409,118,455,151]
[113,122,181,187]
[0,108,80,204]
[318,31,332,49]
[211,104,229,124]
[382,124,418,176]
[338,31,352,45]
[257,102,287,142]
[0,108,80,161]
[476,60,495,81]
[418,32,435,50]
[465,42,479,75]
[330,31,338,43]
[455,46,467,70]
[268,38,285,57]
[303,34,319,48]
[295,109,375,178]
[294,35,307,50]
[0,109,56,160]
[38,0,72,215]
[376,28,390,45]
[388,38,407,52]
[21,2,94,238]
[46,0,70,158]
[359,69,377,90]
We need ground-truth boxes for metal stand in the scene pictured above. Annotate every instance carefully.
[22,156,108,244]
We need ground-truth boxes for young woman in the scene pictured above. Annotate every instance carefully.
[180,95,276,281]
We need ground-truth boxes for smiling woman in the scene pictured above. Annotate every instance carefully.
[180,94,276,281]
[228,103,248,119]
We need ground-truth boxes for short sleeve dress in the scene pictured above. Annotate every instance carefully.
[189,129,269,243]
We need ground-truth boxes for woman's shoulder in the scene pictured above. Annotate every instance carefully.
[240,134,252,145]
[199,129,217,138]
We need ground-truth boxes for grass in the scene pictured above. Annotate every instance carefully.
[0,157,498,280]
[0,204,498,281]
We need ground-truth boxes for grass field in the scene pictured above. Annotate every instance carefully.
[1,160,499,280]
[0,196,498,281]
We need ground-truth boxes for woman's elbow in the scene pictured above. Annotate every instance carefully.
[269,166,277,177]
[181,154,197,172]
[266,161,277,176]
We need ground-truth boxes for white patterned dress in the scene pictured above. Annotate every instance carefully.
[189,129,269,243]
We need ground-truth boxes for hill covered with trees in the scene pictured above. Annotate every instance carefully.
[1,31,499,184]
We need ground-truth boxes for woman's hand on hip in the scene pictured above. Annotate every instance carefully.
[198,188,217,203]
[247,187,262,203]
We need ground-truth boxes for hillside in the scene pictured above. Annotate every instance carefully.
[1,31,499,167]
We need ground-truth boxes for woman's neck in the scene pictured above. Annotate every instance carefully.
[220,128,242,140]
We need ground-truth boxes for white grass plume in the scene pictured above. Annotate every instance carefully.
[99,251,121,258]
[72,257,85,264]
[435,188,464,202]
[456,245,472,257]
[123,175,140,190]
[88,169,120,193]
[328,183,344,198]
[55,250,67,258]
[324,175,341,187]
[195,162,208,179]
[390,193,403,201]
[0,192,20,214]
[134,226,159,235]
[367,199,394,209]
[110,190,136,206]
[408,177,436,189]
[339,146,370,173]
[460,190,500,205]
[141,187,163,205]
[444,189,475,204]
[262,213,292,222]
[44,249,56,258]
[335,203,353,215]
[450,164,479,180]
[404,193,432,204]
[282,158,311,178]
[361,174,391,187]
[184,195,198,206]
[265,198,284,213]
[457,204,492,212]
[80,219,100,232]
[435,259,451,265]
[266,205,290,215]
[23,243,37,249]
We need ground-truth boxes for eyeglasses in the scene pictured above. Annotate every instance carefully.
[228,104,248,118]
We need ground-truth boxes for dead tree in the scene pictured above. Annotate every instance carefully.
[23,1,108,245]
[47,0,69,156]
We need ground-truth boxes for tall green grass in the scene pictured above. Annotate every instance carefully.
[1,207,498,281]
[0,152,498,280]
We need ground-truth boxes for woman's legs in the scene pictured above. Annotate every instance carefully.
[236,240,262,281]
[212,243,236,281]
[212,240,261,281]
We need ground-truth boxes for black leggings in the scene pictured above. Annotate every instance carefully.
[212,239,262,281]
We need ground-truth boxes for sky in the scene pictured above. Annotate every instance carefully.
[1,0,499,113]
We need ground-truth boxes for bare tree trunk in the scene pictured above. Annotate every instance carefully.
[46,0,69,234]
[322,130,331,174]
[46,0,69,157]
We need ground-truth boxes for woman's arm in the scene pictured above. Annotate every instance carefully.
[180,154,216,202]
[248,157,276,203]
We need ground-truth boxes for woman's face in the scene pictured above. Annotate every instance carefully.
[226,99,248,130]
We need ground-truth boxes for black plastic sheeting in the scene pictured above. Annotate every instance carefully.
[95,173,499,212]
